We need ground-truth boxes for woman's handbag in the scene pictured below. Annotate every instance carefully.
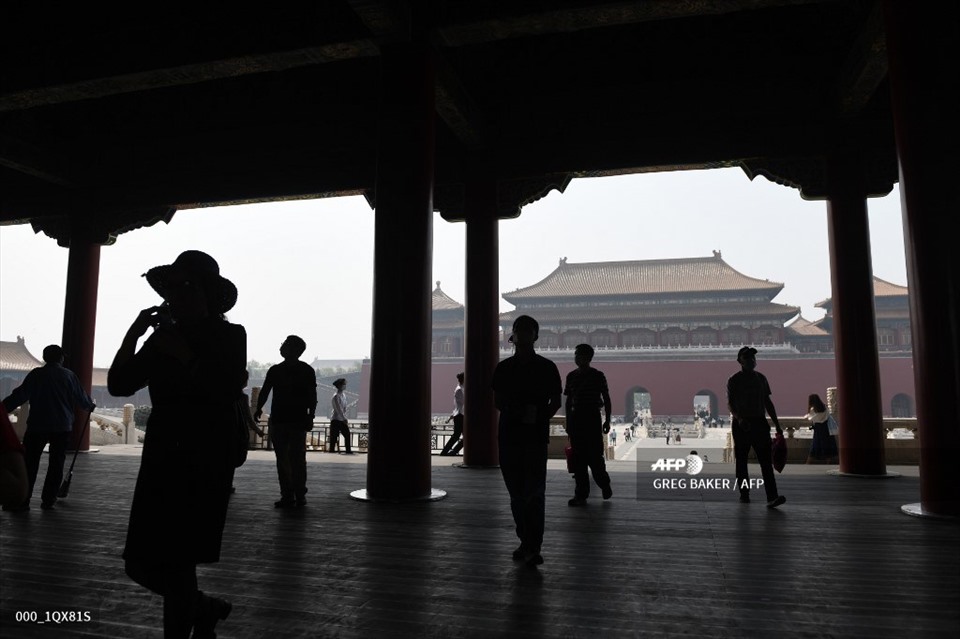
[233,394,257,468]
[771,431,787,473]
[827,415,840,437]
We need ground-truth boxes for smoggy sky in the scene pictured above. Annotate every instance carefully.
[0,167,907,366]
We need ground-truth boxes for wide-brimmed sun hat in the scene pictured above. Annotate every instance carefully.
[144,250,238,314]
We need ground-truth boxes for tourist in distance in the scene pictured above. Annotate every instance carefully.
[108,250,247,638]
[440,371,465,456]
[564,344,613,507]
[804,393,838,464]
[255,335,317,508]
[1,344,95,512]
[492,315,562,567]
[329,378,353,454]
[727,346,786,508]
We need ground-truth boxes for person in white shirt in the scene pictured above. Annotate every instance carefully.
[329,378,353,454]
[440,372,465,456]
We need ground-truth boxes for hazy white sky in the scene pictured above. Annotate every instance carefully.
[0,167,907,367]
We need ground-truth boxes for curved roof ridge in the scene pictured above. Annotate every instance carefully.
[432,281,463,310]
[504,254,783,300]
[817,276,909,308]
[872,275,909,296]
[0,337,43,372]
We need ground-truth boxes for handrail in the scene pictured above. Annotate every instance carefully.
[249,420,467,454]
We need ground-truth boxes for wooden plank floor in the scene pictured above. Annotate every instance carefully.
[2,450,958,638]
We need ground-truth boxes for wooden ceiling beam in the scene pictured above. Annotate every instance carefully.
[0,41,379,113]
[833,1,889,115]
[436,0,837,46]
[0,134,74,187]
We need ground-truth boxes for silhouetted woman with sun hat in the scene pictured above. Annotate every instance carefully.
[109,250,247,638]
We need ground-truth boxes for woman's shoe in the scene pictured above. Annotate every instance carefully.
[192,592,231,639]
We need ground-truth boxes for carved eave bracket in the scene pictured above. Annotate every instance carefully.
[498,173,574,218]
[740,157,830,200]
[30,207,176,247]
[437,173,575,222]
[741,152,897,201]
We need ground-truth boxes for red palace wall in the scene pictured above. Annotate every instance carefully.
[358,356,916,419]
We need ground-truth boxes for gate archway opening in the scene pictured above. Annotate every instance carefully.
[625,386,652,424]
[693,390,719,423]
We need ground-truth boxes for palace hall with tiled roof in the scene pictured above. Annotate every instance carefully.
[431,282,465,357]
[814,276,912,352]
[499,253,799,349]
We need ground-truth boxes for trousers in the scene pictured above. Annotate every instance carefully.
[23,429,70,505]
[733,418,779,501]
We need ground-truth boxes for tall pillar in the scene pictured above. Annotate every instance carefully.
[825,154,886,476]
[362,43,441,501]
[885,2,960,517]
[462,179,500,467]
[61,240,100,451]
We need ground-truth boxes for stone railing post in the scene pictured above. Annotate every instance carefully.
[122,403,135,444]
[826,387,838,416]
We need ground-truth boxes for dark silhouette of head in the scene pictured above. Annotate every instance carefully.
[808,393,827,413]
[281,335,307,359]
[145,250,238,319]
[333,378,347,390]
[510,315,539,348]
[456,372,464,383]
[42,344,64,364]
[574,343,594,367]
[737,346,758,371]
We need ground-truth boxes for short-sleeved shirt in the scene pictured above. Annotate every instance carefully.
[452,384,464,417]
[262,360,317,424]
[726,370,772,421]
[492,353,561,444]
[564,366,609,411]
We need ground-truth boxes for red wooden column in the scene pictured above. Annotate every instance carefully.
[885,2,960,517]
[825,154,887,476]
[61,240,101,451]
[361,43,442,501]
[462,179,500,467]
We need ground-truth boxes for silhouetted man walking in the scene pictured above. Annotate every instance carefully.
[493,315,561,567]
[727,346,786,508]
[2,344,94,511]
[564,344,613,506]
[255,336,317,508]
[440,372,464,456]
